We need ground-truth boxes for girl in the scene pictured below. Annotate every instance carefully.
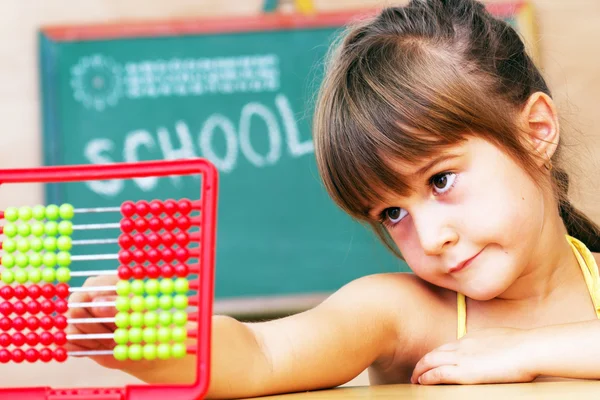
[68,0,600,398]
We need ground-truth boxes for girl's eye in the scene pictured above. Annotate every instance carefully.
[385,207,408,224]
[430,172,456,195]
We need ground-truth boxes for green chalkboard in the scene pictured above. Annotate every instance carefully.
[39,11,407,308]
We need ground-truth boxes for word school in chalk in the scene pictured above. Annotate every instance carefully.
[84,94,313,197]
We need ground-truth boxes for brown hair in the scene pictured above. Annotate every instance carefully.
[313,0,600,254]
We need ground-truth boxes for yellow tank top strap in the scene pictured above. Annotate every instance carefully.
[566,235,600,318]
[456,292,466,339]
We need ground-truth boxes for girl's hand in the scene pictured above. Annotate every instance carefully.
[411,328,538,385]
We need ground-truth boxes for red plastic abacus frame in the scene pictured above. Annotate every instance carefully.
[0,158,217,400]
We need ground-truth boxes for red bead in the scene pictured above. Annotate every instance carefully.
[0,349,10,363]
[134,218,148,232]
[164,199,178,215]
[12,349,25,363]
[55,315,67,329]
[118,250,133,264]
[161,264,175,278]
[41,284,55,299]
[40,331,53,345]
[147,249,160,263]
[0,302,13,316]
[118,265,132,280]
[163,217,176,231]
[121,218,135,233]
[177,216,191,230]
[25,332,39,346]
[55,299,68,314]
[178,199,192,215]
[26,300,41,315]
[13,301,27,315]
[175,248,189,262]
[40,348,52,362]
[148,217,163,232]
[41,300,54,315]
[54,348,67,362]
[28,284,41,299]
[175,264,189,277]
[162,248,175,262]
[146,264,160,279]
[132,266,146,280]
[133,249,145,263]
[149,200,164,215]
[121,201,136,217]
[14,285,27,300]
[175,232,190,246]
[0,333,11,346]
[135,201,150,216]
[13,316,27,331]
[12,332,26,346]
[40,316,53,330]
[147,233,161,248]
[0,317,11,331]
[54,331,67,346]
[162,232,175,246]
[0,286,13,300]
[25,348,39,363]
[56,283,69,299]
[118,233,133,249]
[27,316,40,330]
[133,233,147,249]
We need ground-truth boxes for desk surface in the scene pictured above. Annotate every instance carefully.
[247,380,600,399]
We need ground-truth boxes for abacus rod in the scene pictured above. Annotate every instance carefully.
[68,333,114,340]
[73,206,121,213]
[69,301,116,308]
[69,350,114,357]
[72,223,121,230]
[68,317,116,324]
[71,254,119,261]
[70,270,116,277]
[69,285,116,293]
[71,238,118,245]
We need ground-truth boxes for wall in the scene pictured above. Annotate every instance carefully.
[0,0,598,389]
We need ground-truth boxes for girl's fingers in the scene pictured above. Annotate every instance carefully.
[417,365,463,385]
[411,351,458,384]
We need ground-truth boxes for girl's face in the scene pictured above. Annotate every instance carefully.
[371,137,546,300]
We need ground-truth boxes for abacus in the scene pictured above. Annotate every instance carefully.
[0,159,217,400]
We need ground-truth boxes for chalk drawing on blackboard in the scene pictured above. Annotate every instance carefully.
[71,54,123,111]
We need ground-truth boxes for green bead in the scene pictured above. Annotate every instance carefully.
[130,280,145,295]
[56,267,70,283]
[157,343,171,360]
[31,222,45,237]
[32,205,46,221]
[57,236,72,251]
[59,204,75,220]
[173,294,188,310]
[171,343,186,359]
[16,239,30,253]
[159,279,174,295]
[144,295,159,311]
[128,327,143,343]
[45,221,58,236]
[43,237,57,251]
[157,327,171,343]
[172,311,188,326]
[129,312,144,328]
[142,327,157,343]
[15,254,28,268]
[28,269,42,284]
[115,312,129,328]
[14,269,28,284]
[17,224,31,237]
[41,268,55,282]
[4,207,18,222]
[144,311,159,327]
[29,253,42,267]
[2,238,16,253]
[115,297,130,312]
[172,327,187,342]
[158,295,173,310]
[143,344,157,360]
[1,270,14,284]
[45,205,60,220]
[113,344,128,361]
[158,311,172,326]
[58,221,73,236]
[1,254,15,268]
[18,207,32,221]
[113,328,128,345]
[30,237,43,251]
[128,344,143,361]
[56,251,71,267]
[174,278,189,294]
[115,280,130,296]
[42,252,56,267]
[3,223,17,237]
[145,279,160,296]
[130,296,145,312]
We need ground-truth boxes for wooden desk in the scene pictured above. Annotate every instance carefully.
[247,380,600,399]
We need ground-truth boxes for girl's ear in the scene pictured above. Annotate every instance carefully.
[520,92,560,167]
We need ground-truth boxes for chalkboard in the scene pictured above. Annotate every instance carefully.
[38,4,535,313]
